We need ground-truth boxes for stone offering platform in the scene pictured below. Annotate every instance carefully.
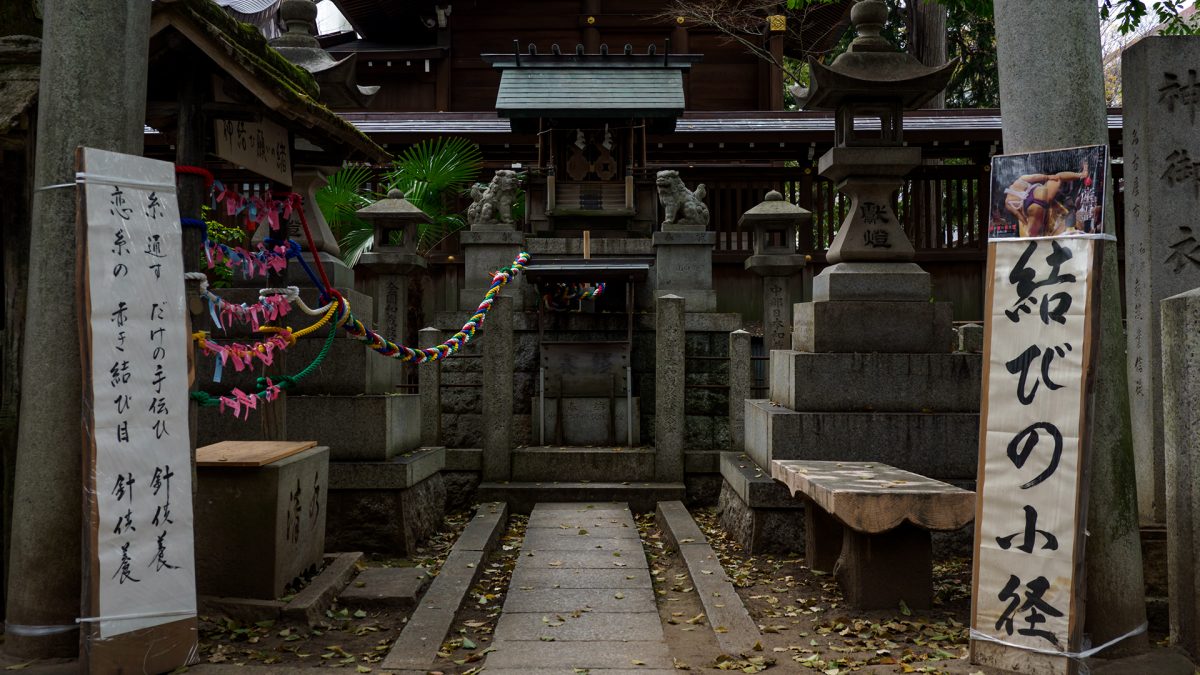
[482,502,674,673]
[771,460,974,609]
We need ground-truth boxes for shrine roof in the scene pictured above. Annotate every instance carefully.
[495,68,685,119]
[150,0,389,163]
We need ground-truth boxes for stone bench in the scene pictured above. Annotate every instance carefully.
[195,440,329,600]
[770,459,974,610]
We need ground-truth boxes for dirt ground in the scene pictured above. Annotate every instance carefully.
[183,503,1185,675]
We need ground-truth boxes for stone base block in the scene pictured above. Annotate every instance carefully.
[837,524,933,610]
[793,299,953,353]
[511,447,655,482]
[197,394,421,461]
[744,400,978,480]
[329,446,445,490]
[339,567,430,610]
[769,350,982,412]
[718,479,804,554]
[812,262,931,302]
[326,472,447,554]
[531,397,641,446]
[195,446,330,600]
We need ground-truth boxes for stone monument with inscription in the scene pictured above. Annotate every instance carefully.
[1122,36,1200,524]
[721,0,982,553]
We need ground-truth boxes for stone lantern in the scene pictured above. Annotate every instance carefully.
[355,189,430,388]
[789,0,956,354]
[740,190,810,352]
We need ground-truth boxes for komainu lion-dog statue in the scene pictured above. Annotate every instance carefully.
[656,170,710,228]
[467,169,519,226]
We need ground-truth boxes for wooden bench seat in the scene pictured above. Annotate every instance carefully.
[770,460,975,610]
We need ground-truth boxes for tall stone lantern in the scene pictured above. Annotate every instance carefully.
[740,191,810,352]
[790,0,957,353]
[355,189,430,389]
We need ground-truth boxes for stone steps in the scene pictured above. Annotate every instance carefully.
[510,446,656,482]
[744,399,978,481]
[476,481,686,514]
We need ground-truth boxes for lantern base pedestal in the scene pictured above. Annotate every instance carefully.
[812,262,930,302]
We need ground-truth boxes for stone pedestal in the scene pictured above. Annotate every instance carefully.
[195,445,330,599]
[1122,37,1200,524]
[1162,288,1200,660]
[460,229,524,310]
[795,262,952,353]
[653,231,716,312]
[326,446,447,554]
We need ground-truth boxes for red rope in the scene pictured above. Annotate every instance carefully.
[284,192,337,296]
[175,165,215,188]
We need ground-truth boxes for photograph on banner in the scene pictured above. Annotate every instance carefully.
[989,145,1108,239]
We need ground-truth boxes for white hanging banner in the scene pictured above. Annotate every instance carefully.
[971,145,1109,675]
[79,147,197,671]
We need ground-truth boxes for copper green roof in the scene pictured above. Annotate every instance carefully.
[496,68,685,119]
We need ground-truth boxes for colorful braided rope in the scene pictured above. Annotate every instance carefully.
[341,252,530,364]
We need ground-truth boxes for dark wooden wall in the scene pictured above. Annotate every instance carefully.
[344,0,768,113]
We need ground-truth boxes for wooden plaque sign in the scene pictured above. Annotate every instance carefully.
[213,117,292,186]
[78,147,198,672]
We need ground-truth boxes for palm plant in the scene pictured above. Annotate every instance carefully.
[318,137,484,267]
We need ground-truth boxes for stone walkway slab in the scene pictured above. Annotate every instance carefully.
[518,549,648,569]
[503,586,657,612]
[484,503,670,672]
[337,566,428,609]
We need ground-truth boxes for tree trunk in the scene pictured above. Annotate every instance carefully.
[906,0,947,109]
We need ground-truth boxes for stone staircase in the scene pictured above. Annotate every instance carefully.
[476,445,684,513]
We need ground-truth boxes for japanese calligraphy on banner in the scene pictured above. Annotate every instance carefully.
[79,147,197,670]
[971,144,1112,675]
[213,117,292,185]
[988,145,1108,239]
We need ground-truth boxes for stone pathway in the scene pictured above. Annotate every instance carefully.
[482,502,675,674]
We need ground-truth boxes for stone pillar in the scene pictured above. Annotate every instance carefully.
[1122,36,1200,525]
[356,252,425,392]
[653,231,717,312]
[728,330,751,451]
[994,0,1147,651]
[1161,288,1200,658]
[482,295,513,481]
[6,0,151,658]
[655,295,685,481]
[418,327,442,447]
[1162,288,1200,660]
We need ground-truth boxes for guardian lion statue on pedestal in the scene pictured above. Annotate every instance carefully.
[656,170,709,228]
[467,169,519,226]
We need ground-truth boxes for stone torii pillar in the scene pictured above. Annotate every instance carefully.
[5,0,151,659]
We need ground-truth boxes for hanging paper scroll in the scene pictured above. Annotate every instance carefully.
[78,147,197,671]
[970,145,1109,675]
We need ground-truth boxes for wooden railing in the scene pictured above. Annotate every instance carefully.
[644,163,993,258]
